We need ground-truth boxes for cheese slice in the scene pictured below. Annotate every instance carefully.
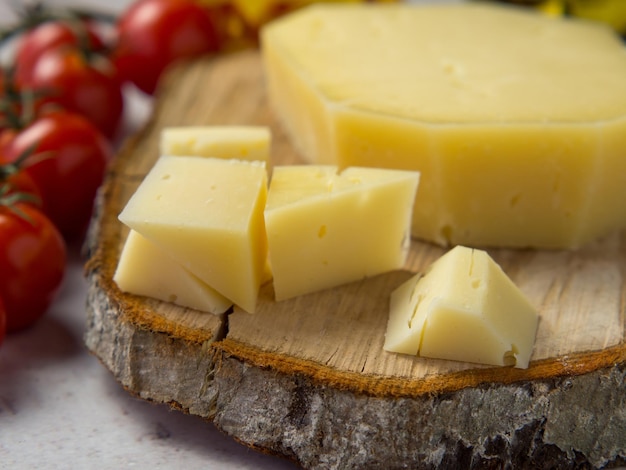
[265,165,419,300]
[160,126,271,164]
[118,156,268,313]
[261,3,626,248]
[164,125,274,283]
[114,230,232,314]
[383,246,539,369]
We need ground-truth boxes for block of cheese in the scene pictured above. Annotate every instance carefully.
[261,3,626,248]
[265,165,419,300]
[160,126,271,163]
[118,155,268,313]
[383,246,539,369]
[114,230,232,314]
[161,125,274,284]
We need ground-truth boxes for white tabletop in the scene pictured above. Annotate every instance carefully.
[0,1,297,468]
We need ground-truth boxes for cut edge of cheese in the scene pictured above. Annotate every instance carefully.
[118,155,268,313]
[160,126,271,164]
[265,165,419,300]
[114,230,233,315]
[383,245,539,369]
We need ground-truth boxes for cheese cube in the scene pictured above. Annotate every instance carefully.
[265,165,419,300]
[118,156,268,313]
[384,246,539,369]
[160,126,271,163]
[164,125,273,282]
[114,230,232,314]
[261,3,626,248]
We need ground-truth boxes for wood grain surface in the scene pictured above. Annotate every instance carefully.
[84,50,626,468]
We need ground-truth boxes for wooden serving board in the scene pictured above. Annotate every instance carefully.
[84,51,626,469]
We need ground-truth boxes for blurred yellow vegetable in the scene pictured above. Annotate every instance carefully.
[488,0,626,34]
[196,0,398,50]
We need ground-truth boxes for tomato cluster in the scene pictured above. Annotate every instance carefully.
[0,0,220,345]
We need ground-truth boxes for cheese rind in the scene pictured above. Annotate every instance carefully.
[265,165,419,300]
[383,246,539,369]
[262,3,626,248]
[118,156,268,313]
[160,126,271,163]
[114,230,232,314]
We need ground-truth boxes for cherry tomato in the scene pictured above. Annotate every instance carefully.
[18,44,123,139]
[0,128,18,152]
[0,296,6,346]
[0,200,66,332]
[113,0,220,95]
[3,110,113,241]
[0,68,23,132]
[14,20,106,85]
[0,142,44,202]
[0,165,42,202]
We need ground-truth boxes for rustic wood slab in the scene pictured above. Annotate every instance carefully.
[84,50,626,469]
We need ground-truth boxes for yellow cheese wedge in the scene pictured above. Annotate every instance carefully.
[160,126,271,163]
[265,165,419,300]
[118,156,268,313]
[164,125,274,283]
[383,246,539,369]
[114,230,232,314]
[261,3,626,248]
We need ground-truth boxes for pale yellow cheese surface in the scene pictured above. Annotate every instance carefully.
[118,156,268,313]
[114,230,232,314]
[160,126,271,163]
[265,165,419,300]
[383,246,539,369]
[261,3,626,248]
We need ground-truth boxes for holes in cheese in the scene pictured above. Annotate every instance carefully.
[261,3,626,248]
[114,230,232,314]
[383,246,539,369]
[118,156,268,313]
[264,165,420,301]
[160,126,271,163]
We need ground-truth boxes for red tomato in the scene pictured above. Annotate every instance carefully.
[0,296,6,346]
[0,68,23,132]
[0,165,42,202]
[19,45,123,139]
[1,143,43,201]
[0,200,66,332]
[113,0,220,95]
[3,111,113,241]
[0,128,18,152]
[14,20,106,85]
